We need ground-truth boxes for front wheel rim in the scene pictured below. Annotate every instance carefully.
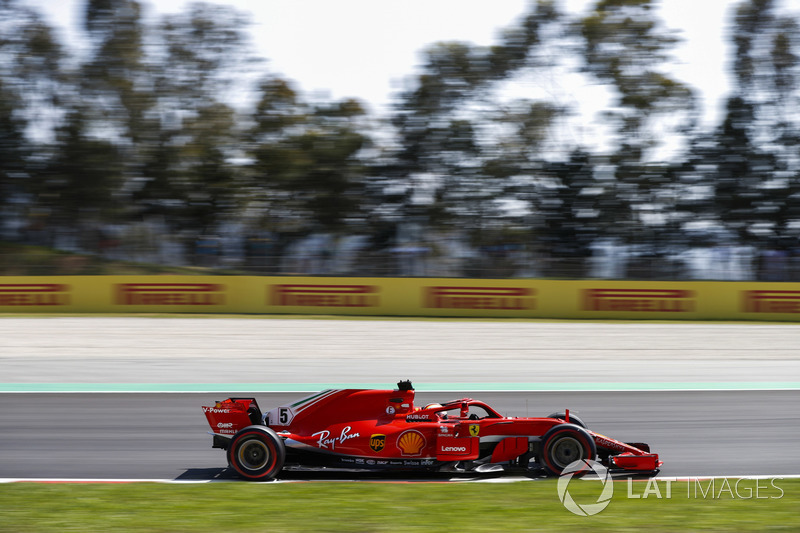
[551,436,583,468]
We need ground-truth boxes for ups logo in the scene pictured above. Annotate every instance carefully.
[369,434,386,452]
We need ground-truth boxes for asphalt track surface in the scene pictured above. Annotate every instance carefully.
[1,390,798,480]
[1,318,799,481]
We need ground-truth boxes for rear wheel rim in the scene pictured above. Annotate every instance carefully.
[238,439,270,471]
[551,436,583,468]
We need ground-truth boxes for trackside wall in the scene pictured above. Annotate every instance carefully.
[1,276,799,321]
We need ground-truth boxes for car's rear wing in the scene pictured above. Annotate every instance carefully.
[202,397,264,446]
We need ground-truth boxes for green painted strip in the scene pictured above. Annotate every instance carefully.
[290,389,334,408]
[1,382,799,393]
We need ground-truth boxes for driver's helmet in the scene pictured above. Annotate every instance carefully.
[423,403,444,418]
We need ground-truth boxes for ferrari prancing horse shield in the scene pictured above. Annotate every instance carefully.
[369,434,386,452]
[469,424,480,437]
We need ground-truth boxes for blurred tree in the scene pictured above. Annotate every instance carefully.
[79,2,261,235]
[240,78,304,233]
[16,0,800,280]
[536,150,598,270]
[0,79,28,218]
[36,109,124,229]
[82,0,148,144]
[250,78,306,140]
[177,102,240,233]
[139,3,261,235]
[578,0,695,244]
[709,0,800,246]
[30,0,154,239]
[710,97,774,244]
[0,0,66,226]
[248,87,371,231]
[154,3,260,109]
[482,99,577,257]
[388,1,564,243]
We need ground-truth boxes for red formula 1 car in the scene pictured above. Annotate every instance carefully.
[202,381,661,481]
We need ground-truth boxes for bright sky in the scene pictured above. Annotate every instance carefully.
[32,0,741,128]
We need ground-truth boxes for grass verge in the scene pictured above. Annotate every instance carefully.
[0,479,797,532]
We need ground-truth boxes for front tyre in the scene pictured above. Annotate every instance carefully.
[545,412,587,429]
[227,426,286,481]
[539,423,596,476]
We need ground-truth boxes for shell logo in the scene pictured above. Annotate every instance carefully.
[397,430,426,456]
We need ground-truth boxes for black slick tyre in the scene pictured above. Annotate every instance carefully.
[227,425,286,481]
[539,423,597,476]
[545,412,588,429]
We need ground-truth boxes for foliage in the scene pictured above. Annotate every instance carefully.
[0,0,799,271]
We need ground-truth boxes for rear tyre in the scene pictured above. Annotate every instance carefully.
[539,423,596,476]
[227,425,286,481]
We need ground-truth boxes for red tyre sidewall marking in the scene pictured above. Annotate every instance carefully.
[542,427,592,474]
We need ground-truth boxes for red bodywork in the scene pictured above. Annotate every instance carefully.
[203,383,661,478]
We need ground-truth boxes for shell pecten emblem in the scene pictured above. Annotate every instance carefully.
[397,430,426,456]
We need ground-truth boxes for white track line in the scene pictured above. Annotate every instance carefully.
[2,474,800,484]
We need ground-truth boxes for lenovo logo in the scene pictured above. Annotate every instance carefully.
[116,283,225,305]
[440,446,467,452]
[424,286,535,310]
[269,285,379,307]
[583,289,695,312]
[743,290,800,313]
[0,284,70,306]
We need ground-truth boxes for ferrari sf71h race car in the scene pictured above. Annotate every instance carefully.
[202,381,661,481]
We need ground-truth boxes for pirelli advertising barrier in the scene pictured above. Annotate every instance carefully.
[1,276,800,321]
